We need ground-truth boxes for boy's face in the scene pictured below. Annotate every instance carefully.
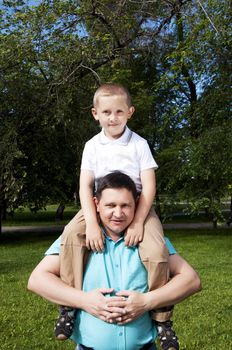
[91,94,135,139]
[95,187,136,241]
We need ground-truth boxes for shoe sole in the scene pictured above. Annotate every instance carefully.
[56,334,68,341]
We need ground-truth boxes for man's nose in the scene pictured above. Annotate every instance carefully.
[113,206,122,217]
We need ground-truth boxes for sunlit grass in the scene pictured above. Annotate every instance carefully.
[0,229,231,349]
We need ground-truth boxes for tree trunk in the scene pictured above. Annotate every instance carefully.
[0,203,2,237]
[175,7,198,137]
[2,200,7,220]
[55,204,65,221]
[213,219,217,229]
[226,196,232,226]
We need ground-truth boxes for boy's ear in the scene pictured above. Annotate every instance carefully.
[91,108,99,121]
[128,106,135,119]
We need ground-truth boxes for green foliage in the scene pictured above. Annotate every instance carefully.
[0,0,231,229]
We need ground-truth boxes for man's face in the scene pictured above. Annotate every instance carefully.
[95,187,136,241]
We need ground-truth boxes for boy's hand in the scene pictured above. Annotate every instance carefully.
[86,223,105,252]
[124,222,144,247]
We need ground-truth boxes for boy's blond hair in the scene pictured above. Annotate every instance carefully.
[93,83,132,107]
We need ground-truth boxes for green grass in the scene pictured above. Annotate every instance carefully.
[162,229,232,350]
[164,213,211,224]
[0,228,232,349]
[3,204,229,226]
[2,204,78,226]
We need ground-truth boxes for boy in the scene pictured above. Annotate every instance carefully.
[56,84,179,350]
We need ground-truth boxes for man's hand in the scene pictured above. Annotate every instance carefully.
[86,223,105,252]
[83,288,127,322]
[106,290,150,324]
[124,221,144,246]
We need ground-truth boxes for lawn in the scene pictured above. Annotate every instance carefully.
[2,204,78,226]
[3,203,230,226]
[0,228,231,350]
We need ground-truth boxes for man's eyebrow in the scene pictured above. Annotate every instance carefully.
[104,201,132,206]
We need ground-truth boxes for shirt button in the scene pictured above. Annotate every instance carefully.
[115,264,119,267]
[119,332,123,336]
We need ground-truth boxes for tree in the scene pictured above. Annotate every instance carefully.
[155,0,232,225]
[0,0,231,233]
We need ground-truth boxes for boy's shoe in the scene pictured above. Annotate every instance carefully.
[156,320,179,350]
[54,306,75,340]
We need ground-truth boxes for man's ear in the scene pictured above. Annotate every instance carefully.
[135,196,139,208]
[91,108,99,121]
[128,106,135,120]
[93,196,100,212]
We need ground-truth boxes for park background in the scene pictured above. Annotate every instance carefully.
[0,0,231,349]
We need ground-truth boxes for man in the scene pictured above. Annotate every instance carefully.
[28,172,201,350]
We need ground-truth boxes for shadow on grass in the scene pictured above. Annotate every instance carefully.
[0,230,62,245]
[165,227,232,237]
[1,227,231,247]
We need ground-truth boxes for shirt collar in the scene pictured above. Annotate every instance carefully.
[101,227,124,243]
[98,126,132,146]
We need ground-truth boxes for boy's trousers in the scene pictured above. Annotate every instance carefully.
[60,208,172,322]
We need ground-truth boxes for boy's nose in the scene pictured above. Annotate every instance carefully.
[109,113,117,121]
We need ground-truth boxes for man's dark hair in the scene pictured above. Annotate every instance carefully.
[95,172,138,201]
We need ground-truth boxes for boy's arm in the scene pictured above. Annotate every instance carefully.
[124,168,156,246]
[79,169,104,252]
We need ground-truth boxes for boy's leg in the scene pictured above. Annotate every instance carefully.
[138,208,169,292]
[55,210,90,340]
[60,209,89,290]
[138,208,179,350]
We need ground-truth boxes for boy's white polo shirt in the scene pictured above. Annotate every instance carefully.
[81,126,158,192]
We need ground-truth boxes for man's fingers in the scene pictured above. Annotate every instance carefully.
[105,296,126,303]
[106,306,126,314]
[107,300,127,306]
[100,311,125,323]
[117,317,132,325]
[116,290,132,297]
[98,287,114,295]
[116,312,136,324]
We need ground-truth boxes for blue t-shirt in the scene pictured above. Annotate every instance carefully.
[46,236,176,350]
